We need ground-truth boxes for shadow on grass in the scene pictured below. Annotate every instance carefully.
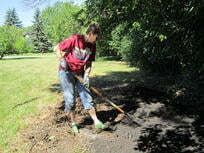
[90,70,168,102]
[2,56,42,60]
[96,56,122,61]
[11,97,40,110]
[49,83,61,93]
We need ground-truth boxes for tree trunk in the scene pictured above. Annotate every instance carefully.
[0,52,4,59]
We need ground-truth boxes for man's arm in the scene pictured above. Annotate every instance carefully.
[83,61,92,88]
[54,44,64,59]
[54,44,67,69]
[84,61,92,76]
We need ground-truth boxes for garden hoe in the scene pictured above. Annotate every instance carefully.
[72,73,138,125]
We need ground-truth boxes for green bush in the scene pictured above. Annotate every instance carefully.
[0,26,34,57]
[14,38,33,54]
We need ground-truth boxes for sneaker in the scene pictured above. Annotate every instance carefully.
[95,121,107,129]
[71,125,79,134]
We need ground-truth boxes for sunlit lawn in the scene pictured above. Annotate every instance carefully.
[0,55,136,152]
[0,56,59,151]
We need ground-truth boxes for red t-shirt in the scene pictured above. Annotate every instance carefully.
[59,34,96,75]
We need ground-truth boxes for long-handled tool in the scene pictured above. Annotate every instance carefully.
[72,73,137,125]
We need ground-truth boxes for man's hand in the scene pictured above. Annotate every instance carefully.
[60,58,67,69]
[83,73,90,88]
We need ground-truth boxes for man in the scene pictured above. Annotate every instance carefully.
[54,23,106,134]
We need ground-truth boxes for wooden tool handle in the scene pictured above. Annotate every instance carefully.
[72,73,125,114]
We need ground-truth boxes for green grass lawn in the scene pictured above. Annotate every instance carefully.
[0,56,59,151]
[0,55,136,152]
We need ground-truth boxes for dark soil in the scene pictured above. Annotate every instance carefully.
[9,75,204,153]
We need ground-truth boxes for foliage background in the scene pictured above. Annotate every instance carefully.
[85,0,204,103]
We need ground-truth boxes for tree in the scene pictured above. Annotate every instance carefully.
[85,0,138,56]
[0,27,7,59]
[4,8,22,28]
[84,0,204,102]
[41,1,85,44]
[31,8,51,53]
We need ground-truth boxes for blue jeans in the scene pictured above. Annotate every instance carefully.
[58,70,93,112]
